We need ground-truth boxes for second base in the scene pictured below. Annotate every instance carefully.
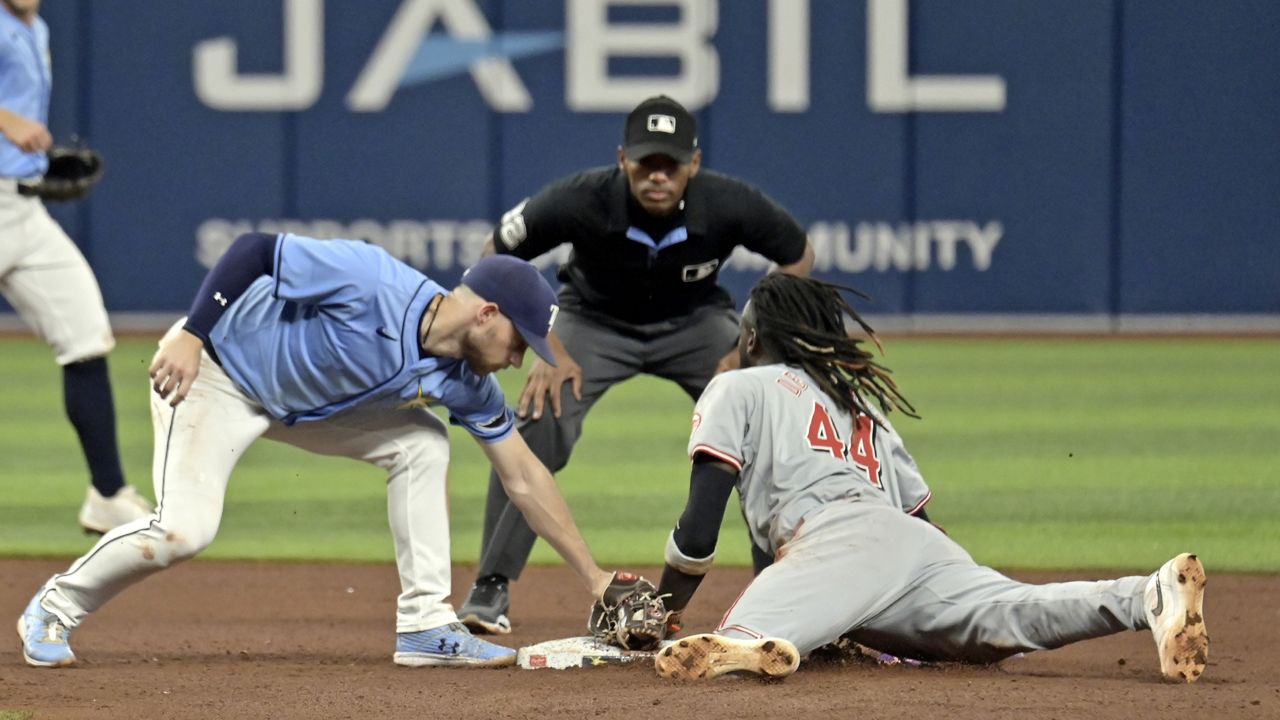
[517,636,670,670]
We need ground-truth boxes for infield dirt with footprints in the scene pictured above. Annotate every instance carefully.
[2,558,1276,720]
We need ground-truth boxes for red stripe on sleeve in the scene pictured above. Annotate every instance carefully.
[690,445,743,471]
[907,491,933,516]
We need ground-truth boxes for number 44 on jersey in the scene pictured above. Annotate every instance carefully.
[805,403,883,488]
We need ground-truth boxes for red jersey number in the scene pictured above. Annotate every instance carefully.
[849,414,882,488]
[805,403,882,488]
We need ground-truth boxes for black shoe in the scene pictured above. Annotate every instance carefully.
[457,576,511,635]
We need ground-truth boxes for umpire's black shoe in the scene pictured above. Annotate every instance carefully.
[458,575,511,635]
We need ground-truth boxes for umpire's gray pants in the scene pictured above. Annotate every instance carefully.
[476,304,739,580]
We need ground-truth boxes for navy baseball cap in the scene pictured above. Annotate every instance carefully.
[623,95,698,163]
[461,255,559,367]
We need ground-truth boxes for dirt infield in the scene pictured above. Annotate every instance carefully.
[2,558,1276,720]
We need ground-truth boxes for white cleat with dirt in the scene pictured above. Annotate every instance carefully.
[1144,552,1209,683]
[654,633,800,681]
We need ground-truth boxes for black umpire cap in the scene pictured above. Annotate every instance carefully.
[622,95,698,163]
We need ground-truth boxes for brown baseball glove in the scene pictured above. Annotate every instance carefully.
[588,572,671,651]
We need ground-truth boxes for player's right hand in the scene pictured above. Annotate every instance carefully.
[516,352,583,420]
[149,330,204,407]
[0,114,52,153]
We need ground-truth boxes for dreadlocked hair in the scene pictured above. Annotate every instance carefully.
[747,273,917,420]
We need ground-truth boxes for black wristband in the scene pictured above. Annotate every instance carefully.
[658,563,706,614]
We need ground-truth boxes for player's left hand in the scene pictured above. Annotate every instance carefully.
[516,352,583,420]
[18,146,104,202]
[149,330,204,407]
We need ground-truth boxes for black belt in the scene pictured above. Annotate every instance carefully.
[201,338,224,367]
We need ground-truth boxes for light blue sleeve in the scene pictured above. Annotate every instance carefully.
[273,234,384,308]
[445,373,515,442]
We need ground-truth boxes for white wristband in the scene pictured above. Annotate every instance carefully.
[665,529,715,576]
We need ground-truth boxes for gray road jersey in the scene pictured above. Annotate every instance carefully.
[688,364,931,556]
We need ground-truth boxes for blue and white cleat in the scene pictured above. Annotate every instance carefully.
[393,622,516,667]
[16,592,76,668]
[1144,553,1209,683]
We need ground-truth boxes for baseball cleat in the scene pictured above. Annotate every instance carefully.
[654,633,800,681]
[1144,553,1209,683]
[79,485,154,535]
[457,575,512,635]
[17,592,76,668]
[393,622,516,667]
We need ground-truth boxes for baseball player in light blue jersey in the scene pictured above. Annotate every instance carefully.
[0,0,153,532]
[652,273,1210,684]
[18,231,627,669]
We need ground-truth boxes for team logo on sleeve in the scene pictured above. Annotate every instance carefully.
[691,412,702,430]
[498,199,530,250]
[477,410,511,431]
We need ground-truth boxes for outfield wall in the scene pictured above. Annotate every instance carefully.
[4,0,1277,329]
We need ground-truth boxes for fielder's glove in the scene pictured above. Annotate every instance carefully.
[18,146,104,202]
[588,572,671,651]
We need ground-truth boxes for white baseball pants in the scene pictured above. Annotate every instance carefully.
[40,323,458,635]
[0,184,114,364]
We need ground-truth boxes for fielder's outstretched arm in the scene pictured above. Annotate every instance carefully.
[478,431,613,599]
[657,456,738,623]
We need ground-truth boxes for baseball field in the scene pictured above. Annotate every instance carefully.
[2,334,1278,718]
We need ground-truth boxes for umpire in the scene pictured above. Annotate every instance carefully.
[458,95,814,634]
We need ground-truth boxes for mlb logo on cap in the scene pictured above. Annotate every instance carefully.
[623,95,698,163]
[647,114,678,134]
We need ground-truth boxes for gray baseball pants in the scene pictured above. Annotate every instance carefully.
[719,499,1149,661]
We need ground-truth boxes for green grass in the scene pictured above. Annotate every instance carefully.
[1,335,1277,572]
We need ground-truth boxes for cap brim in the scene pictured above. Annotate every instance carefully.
[623,142,694,164]
[514,325,558,368]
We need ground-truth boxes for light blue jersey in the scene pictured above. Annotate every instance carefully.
[210,234,514,440]
[0,10,50,178]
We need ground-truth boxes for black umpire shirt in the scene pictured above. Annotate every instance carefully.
[491,166,807,325]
